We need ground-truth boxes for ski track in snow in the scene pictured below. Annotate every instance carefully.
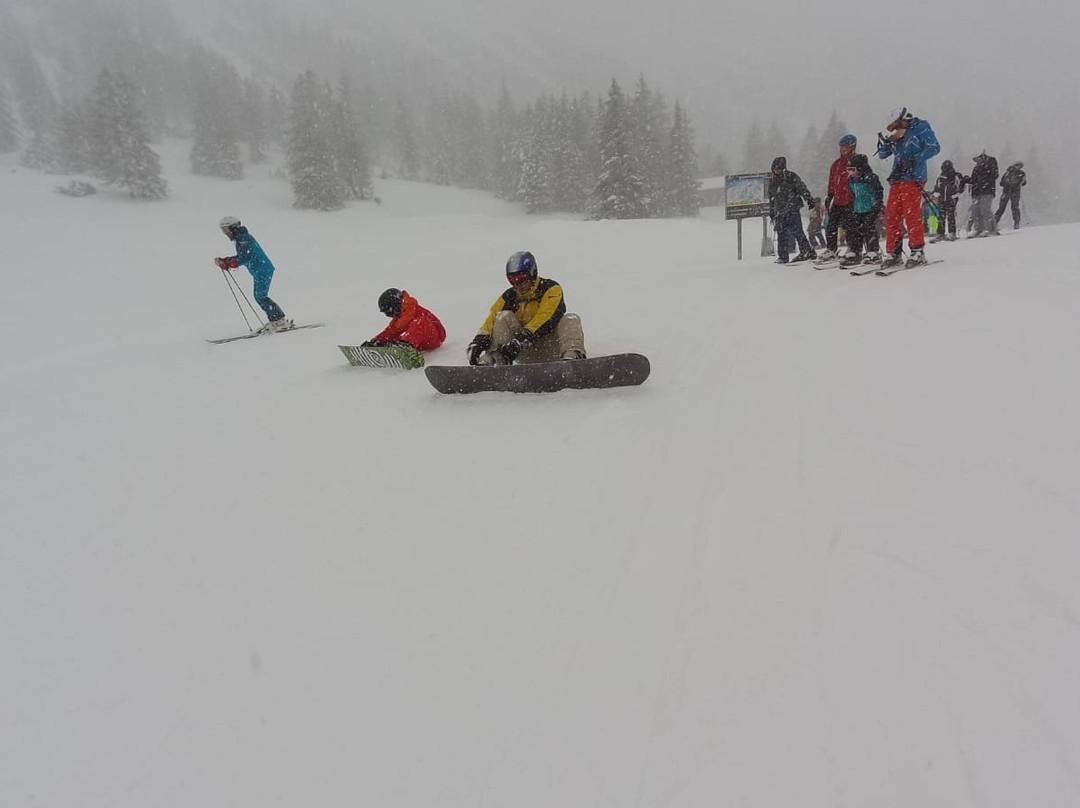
[3,142,1080,807]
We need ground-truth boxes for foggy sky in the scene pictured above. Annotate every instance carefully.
[234,0,1080,161]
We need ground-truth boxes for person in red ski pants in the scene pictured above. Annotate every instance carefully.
[875,107,941,269]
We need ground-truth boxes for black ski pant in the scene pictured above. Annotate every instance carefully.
[938,200,958,236]
[775,211,812,261]
[995,188,1022,227]
[825,204,853,252]
[807,227,826,248]
[845,211,880,256]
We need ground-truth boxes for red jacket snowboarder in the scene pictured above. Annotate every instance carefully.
[364,289,446,351]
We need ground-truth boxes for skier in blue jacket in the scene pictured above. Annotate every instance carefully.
[875,108,941,268]
[215,216,292,331]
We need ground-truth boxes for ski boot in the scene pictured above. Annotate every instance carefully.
[879,251,904,270]
[904,248,928,269]
[840,253,864,268]
[861,251,881,265]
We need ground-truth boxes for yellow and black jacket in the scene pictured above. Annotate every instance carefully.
[478,277,566,340]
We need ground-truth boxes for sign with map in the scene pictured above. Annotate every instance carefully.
[724,173,770,220]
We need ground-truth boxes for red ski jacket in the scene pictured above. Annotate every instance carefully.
[827,156,855,207]
[374,291,446,351]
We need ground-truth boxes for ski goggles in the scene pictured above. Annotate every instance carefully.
[507,271,532,286]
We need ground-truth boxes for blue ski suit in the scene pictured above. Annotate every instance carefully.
[228,226,285,321]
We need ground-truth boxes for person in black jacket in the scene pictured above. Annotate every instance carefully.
[995,162,1027,229]
[931,160,965,242]
[768,156,815,264]
[964,152,999,237]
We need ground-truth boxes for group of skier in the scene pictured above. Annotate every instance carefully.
[212,107,1028,363]
[215,220,586,363]
[768,107,1029,270]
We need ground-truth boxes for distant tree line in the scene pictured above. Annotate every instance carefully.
[0,8,1065,223]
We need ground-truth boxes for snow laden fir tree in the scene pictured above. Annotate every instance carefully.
[590,79,646,220]
[188,49,244,181]
[285,70,371,211]
[86,68,167,200]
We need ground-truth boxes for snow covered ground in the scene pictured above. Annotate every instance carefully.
[3,145,1080,807]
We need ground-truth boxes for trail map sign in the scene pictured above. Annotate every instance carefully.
[724,173,773,260]
[724,173,770,220]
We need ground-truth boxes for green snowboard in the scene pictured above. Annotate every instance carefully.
[339,343,425,369]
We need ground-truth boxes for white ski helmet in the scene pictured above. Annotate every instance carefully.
[219,215,241,231]
[886,107,914,130]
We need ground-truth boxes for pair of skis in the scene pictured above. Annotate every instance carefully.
[207,323,325,344]
[863,258,944,277]
[812,256,943,276]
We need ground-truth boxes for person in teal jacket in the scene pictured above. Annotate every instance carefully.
[840,154,884,267]
[875,107,941,268]
[214,216,292,331]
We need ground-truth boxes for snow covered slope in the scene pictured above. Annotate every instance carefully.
[3,148,1080,807]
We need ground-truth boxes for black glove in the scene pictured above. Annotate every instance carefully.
[498,329,533,363]
[877,131,889,150]
[466,334,492,366]
[887,157,916,183]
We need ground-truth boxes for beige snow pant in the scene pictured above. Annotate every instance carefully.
[490,310,586,364]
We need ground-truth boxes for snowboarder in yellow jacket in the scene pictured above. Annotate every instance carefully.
[466,251,586,365]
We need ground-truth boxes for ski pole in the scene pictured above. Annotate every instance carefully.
[230,271,265,323]
[221,268,255,331]
[225,269,266,327]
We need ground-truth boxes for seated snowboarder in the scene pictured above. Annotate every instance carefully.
[362,288,446,351]
[215,216,292,332]
[466,251,586,366]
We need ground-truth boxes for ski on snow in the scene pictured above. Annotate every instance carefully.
[875,259,945,277]
[208,323,325,344]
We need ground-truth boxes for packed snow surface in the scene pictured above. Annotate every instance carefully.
[3,146,1080,807]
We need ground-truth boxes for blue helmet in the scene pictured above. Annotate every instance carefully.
[506,251,537,283]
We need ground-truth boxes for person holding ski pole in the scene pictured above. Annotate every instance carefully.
[875,107,941,269]
[215,216,292,331]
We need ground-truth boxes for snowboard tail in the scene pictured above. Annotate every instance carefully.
[425,353,650,394]
[339,344,425,369]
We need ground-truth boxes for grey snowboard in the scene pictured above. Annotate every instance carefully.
[425,353,651,394]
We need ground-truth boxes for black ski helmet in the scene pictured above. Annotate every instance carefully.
[847,153,869,171]
[506,251,538,283]
[378,288,403,317]
[941,159,955,174]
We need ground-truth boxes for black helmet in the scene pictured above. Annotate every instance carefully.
[378,288,403,317]
[771,156,786,172]
[847,153,869,171]
[941,159,954,173]
[506,251,538,284]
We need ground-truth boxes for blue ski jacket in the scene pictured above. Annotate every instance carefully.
[876,118,941,183]
[229,226,275,280]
